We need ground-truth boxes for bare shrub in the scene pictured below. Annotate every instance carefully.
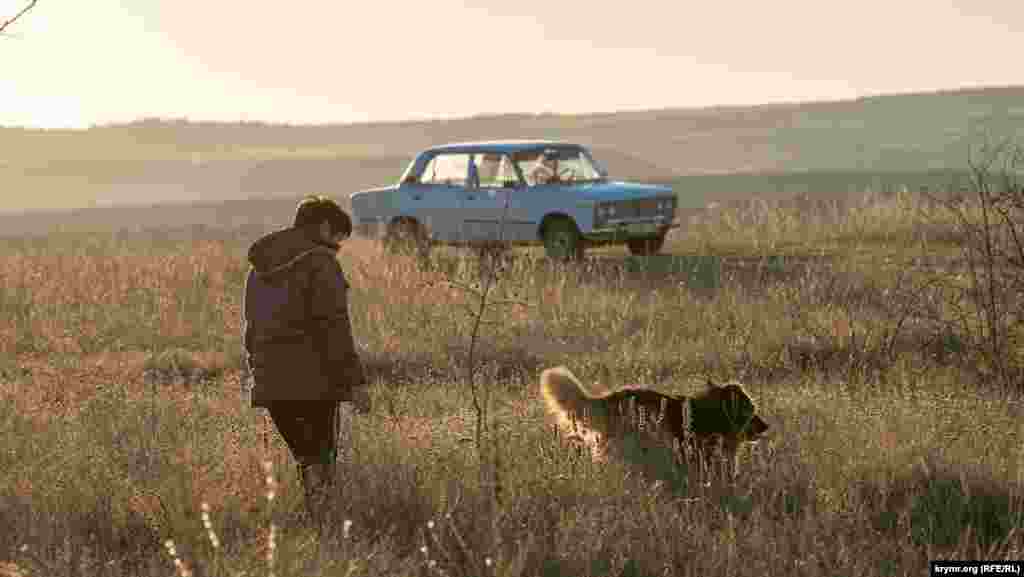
[925,139,1024,389]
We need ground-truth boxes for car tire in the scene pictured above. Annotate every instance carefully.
[627,234,666,256]
[542,217,584,261]
[383,218,430,259]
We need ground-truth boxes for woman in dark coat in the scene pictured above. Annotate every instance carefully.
[242,195,368,525]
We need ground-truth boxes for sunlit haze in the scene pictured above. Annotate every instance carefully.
[2,0,1022,129]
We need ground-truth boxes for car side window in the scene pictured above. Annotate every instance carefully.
[471,154,520,188]
[556,150,601,181]
[419,154,471,187]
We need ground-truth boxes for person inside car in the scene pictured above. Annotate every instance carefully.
[526,153,558,186]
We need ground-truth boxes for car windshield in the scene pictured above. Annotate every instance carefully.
[513,147,606,186]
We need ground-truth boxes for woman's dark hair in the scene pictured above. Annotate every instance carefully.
[294,195,352,239]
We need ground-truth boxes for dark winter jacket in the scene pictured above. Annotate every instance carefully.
[243,225,365,407]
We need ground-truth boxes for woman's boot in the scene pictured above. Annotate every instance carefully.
[299,463,335,529]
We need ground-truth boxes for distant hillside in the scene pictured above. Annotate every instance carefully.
[1,85,1022,215]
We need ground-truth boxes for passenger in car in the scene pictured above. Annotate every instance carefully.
[526,154,558,186]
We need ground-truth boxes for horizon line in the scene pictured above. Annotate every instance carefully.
[4,82,1022,132]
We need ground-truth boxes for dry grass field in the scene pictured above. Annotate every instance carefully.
[2,174,1024,576]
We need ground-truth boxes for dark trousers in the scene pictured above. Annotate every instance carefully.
[267,401,338,466]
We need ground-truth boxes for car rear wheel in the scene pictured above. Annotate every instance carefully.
[627,234,666,256]
[542,218,584,261]
[383,218,430,259]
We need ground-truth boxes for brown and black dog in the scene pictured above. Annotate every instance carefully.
[540,366,769,476]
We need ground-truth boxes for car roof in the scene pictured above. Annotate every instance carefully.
[423,140,583,155]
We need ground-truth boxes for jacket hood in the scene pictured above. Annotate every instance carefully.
[247,226,338,277]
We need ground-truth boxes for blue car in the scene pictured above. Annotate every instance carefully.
[350,140,678,259]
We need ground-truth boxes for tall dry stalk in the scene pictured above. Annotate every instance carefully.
[433,187,533,516]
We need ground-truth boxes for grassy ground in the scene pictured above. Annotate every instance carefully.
[2,189,1023,576]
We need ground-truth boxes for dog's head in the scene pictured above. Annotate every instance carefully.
[688,379,769,444]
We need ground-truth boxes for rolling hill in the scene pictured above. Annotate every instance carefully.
[1,84,1022,231]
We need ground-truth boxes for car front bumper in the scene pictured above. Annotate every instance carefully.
[585,217,679,242]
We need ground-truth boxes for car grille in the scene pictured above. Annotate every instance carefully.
[631,198,662,218]
[614,197,673,220]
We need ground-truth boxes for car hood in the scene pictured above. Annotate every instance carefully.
[573,181,673,202]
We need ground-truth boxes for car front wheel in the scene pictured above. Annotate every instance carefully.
[627,234,666,256]
[542,218,584,261]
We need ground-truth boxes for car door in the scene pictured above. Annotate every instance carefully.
[405,153,469,243]
[461,153,536,242]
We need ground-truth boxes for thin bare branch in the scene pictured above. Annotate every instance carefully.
[440,279,484,297]
[0,0,38,35]
[486,296,535,307]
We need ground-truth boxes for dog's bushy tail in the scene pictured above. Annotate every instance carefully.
[540,366,601,428]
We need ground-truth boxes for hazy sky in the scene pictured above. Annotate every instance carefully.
[2,0,1021,129]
